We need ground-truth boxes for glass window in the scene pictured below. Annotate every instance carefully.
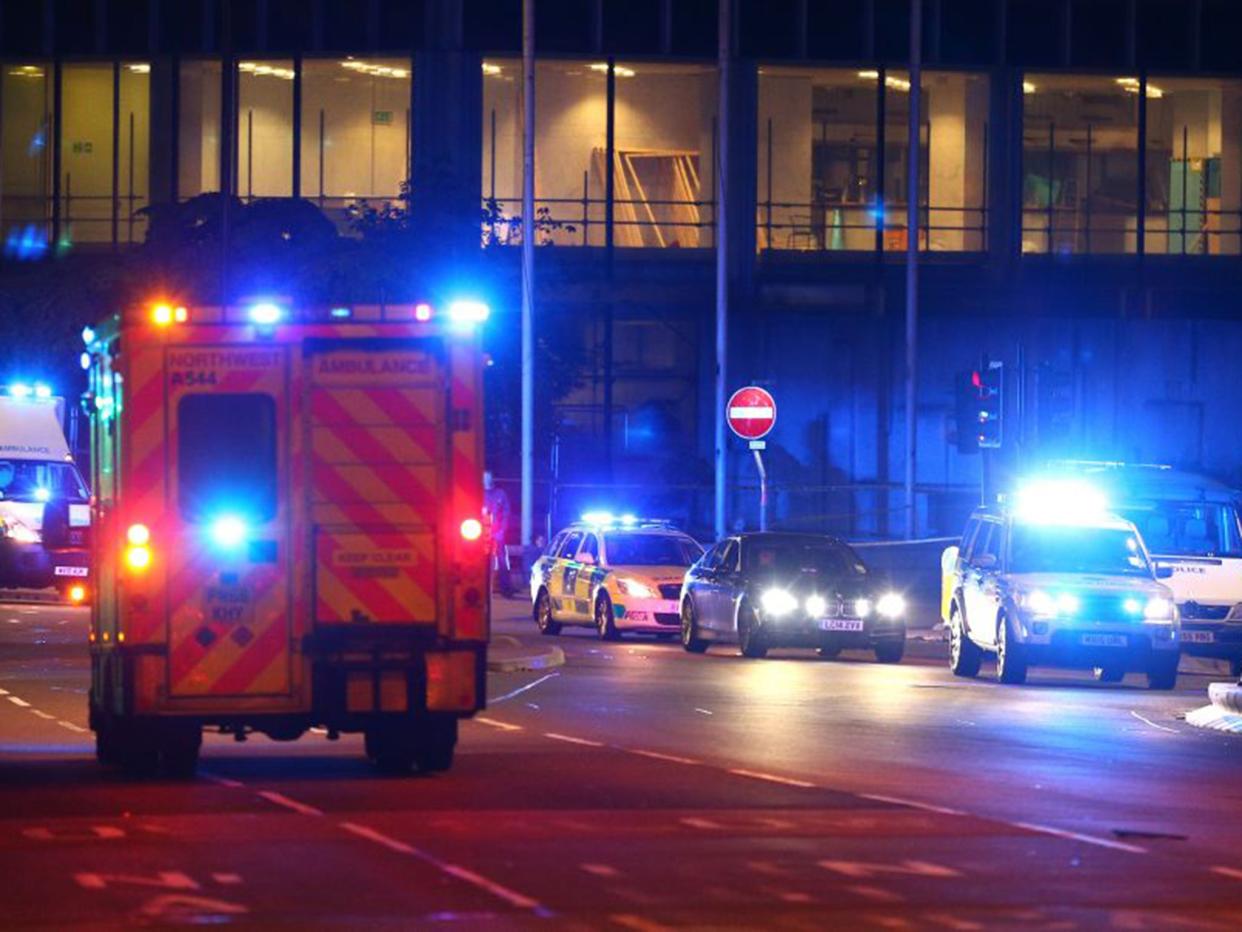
[1145,78,1242,256]
[613,61,717,248]
[757,67,878,251]
[1009,525,1150,577]
[237,60,294,199]
[604,532,702,566]
[178,394,278,522]
[0,63,53,257]
[1117,502,1242,559]
[579,533,599,561]
[179,60,222,198]
[301,58,411,218]
[61,63,114,245]
[534,59,605,246]
[545,531,567,557]
[718,539,739,573]
[959,517,982,558]
[118,62,150,243]
[481,58,523,245]
[742,538,866,576]
[557,531,583,558]
[0,461,88,503]
[1022,74,1139,254]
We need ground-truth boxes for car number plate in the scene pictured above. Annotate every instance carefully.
[820,618,864,632]
[1183,630,1215,644]
[1080,633,1127,647]
[53,566,89,577]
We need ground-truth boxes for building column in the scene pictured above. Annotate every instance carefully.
[987,68,1017,265]
[149,58,176,206]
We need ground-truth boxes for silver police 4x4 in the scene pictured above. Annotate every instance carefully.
[942,484,1181,689]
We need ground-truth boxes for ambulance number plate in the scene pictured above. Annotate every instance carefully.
[206,583,254,625]
[53,566,89,577]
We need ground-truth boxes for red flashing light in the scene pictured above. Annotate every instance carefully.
[415,303,434,322]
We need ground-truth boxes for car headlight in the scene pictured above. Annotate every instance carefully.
[617,577,654,599]
[853,597,873,618]
[876,592,905,618]
[3,521,40,544]
[760,588,798,617]
[1144,596,1174,622]
[805,594,827,617]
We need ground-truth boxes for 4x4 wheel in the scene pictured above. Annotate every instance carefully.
[948,606,982,678]
[1146,655,1179,691]
[681,598,708,653]
[534,589,561,636]
[995,614,1028,685]
[596,593,620,641]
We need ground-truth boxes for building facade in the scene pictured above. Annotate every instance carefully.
[3,0,1242,535]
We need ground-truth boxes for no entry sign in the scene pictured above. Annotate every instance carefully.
[727,386,776,440]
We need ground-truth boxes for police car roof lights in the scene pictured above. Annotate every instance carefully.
[8,383,32,398]
[248,302,284,325]
[1011,477,1109,525]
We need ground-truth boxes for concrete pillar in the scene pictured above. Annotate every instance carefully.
[927,73,988,252]
[755,71,812,250]
[1221,87,1242,256]
[149,59,175,206]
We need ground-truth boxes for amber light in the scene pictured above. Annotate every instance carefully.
[151,304,187,326]
[460,518,483,541]
[125,545,151,571]
[68,585,86,603]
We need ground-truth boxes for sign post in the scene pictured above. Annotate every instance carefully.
[726,386,776,532]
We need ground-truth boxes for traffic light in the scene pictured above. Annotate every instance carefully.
[977,361,1003,449]
[954,362,1004,452]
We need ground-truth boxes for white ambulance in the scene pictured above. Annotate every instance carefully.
[0,385,91,600]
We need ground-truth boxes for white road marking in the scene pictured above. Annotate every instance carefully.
[7,695,31,707]
[846,885,905,902]
[490,671,559,705]
[1011,820,1146,854]
[821,858,961,880]
[727,768,815,789]
[339,821,548,913]
[680,817,725,830]
[201,772,245,788]
[581,863,620,877]
[475,716,523,732]
[57,721,87,733]
[31,709,55,720]
[626,748,700,766]
[309,727,327,735]
[860,793,965,816]
[693,707,713,716]
[544,732,605,748]
[212,873,243,885]
[611,914,673,931]
[1211,866,1242,881]
[1129,710,1178,734]
[256,791,323,818]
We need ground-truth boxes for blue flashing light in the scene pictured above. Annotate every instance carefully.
[619,514,638,526]
[448,299,490,330]
[80,352,91,371]
[1012,478,1108,525]
[33,384,51,399]
[330,306,352,319]
[249,302,283,326]
[581,511,615,526]
[210,515,249,549]
[34,487,50,502]
[9,383,32,398]
[81,326,96,346]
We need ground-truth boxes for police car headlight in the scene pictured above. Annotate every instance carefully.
[617,577,654,599]
[1021,589,1057,617]
[3,521,40,544]
[876,592,905,619]
[760,588,798,617]
[1144,596,1174,622]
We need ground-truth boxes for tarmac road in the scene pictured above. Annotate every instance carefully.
[2,595,1241,928]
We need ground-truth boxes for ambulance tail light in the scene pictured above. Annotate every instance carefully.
[151,303,188,326]
[460,518,483,541]
[125,523,152,572]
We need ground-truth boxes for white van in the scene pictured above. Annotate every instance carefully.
[0,388,91,599]
[1078,464,1242,676]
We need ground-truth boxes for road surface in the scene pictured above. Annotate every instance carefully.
[2,595,1241,928]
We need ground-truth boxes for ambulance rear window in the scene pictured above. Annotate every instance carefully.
[178,394,277,522]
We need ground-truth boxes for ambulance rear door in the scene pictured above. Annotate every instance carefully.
[164,345,295,700]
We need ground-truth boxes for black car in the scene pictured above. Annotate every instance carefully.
[679,533,907,661]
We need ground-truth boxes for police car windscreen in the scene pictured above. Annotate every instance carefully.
[0,461,88,503]
[744,541,866,578]
[1009,525,1151,577]
[606,534,702,566]
[1114,502,1242,558]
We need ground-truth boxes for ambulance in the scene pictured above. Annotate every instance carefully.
[83,299,489,776]
[0,385,91,601]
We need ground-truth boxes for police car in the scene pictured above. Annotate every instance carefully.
[941,480,1181,689]
[531,514,704,640]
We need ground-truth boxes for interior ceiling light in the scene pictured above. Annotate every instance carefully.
[1023,80,1037,94]
[482,62,502,76]
[127,63,151,74]
[588,62,636,78]
[239,62,295,80]
[856,70,911,92]
[7,65,44,78]
[340,59,410,79]
[1115,77,1163,98]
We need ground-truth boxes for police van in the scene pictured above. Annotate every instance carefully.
[1074,464,1242,676]
[0,385,90,601]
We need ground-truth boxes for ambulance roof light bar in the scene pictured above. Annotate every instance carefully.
[7,382,53,399]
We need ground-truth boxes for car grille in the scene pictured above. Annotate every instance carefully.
[659,584,681,600]
[1074,594,1146,624]
[654,612,680,626]
[1180,601,1231,621]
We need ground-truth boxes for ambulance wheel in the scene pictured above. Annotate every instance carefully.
[995,614,1028,685]
[414,717,457,773]
[534,589,561,636]
[949,605,982,678]
[596,593,620,641]
[365,726,416,774]
[94,719,119,766]
[114,726,160,778]
[159,725,202,779]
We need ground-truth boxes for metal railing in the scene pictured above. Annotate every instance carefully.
[755,200,988,252]
[481,194,716,248]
